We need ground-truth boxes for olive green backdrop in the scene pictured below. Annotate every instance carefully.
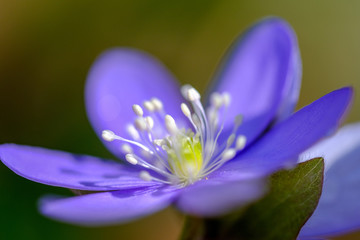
[0,0,359,239]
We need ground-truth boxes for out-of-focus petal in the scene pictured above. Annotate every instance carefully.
[176,178,266,217]
[39,186,178,226]
[206,17,301,146]
[211,87,353,180]
[300,123,360,171]
[299,123,360,237]
[85,48,186,159]
[275,40,302,122]
[0,144,161,191]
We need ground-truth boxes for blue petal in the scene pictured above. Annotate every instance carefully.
[299,123,360,237]
[211,87,353,180]
[0,144,161,191]
[206,17,301,146]
[39,186,179,226]
[85,48,186,160]
[176,178,266,217]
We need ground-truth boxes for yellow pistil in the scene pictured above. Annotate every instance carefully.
[167,135,203,185]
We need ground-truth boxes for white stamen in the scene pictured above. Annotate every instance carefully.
[140,171,152,181]
[185,162,197,176]
[132,104,143,117]
[222,148,236,161]
[181,103,191,118]
[102,130,116,142]
[227,134,236,147]
[162,145,169,151]
[101,85,246,186]
[222,92,231,107]
[141,149,152,158]
[187,88,201,102]
[154,139,165,146]
[180,84,192,99]
[145,116,154,129]
[125,154,138,165]
[207,108,218,125]
[151,98,163,111]
[154,160,166,171]
[127,125,140,140]
[234,114,243,127]
[236,135,246,150]
[134,117,147,131]
[143,101,155,112]
[104,128,154,154]
[210,92,223,108]
[121,144,133,154]
[192,114,201,127]
[165,115,178,135]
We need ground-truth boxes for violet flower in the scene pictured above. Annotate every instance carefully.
[0,18,353,226]
[298,123,360,239]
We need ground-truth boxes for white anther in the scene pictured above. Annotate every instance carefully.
[151,98,163,111]
[141,149,152,158]
[222,148,236,161]
[165,115,178,135]
[140,171,152,181]
[181,84,192,99]
[207,108,218,125]
[234,114,243,127]
[222,92,231,107]
[210,92,223,108]
[132,104,143,117]
[125,154,138,165]
[154,139,165,146]
[181,103,191,117]
[227,134,236,147]
[102,130,116,142]
[127,125,140,140]
[143,101,155,112]
[236,135,247,150]
[187,88,201,102]
[145,116,154,129]
[121,144,133,154]
[134,117,147,131]
[162,145,170,151]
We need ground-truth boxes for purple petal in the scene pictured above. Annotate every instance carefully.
[85,48,185,159]
[212,87,353,180]
[0,144,161,191]
[176,178,266,217]
[275,37,302,122]
[40,186,179,226]
[207,17,301,146]
[299,123,360,237]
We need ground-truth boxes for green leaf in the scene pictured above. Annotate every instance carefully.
[180,158,324,240]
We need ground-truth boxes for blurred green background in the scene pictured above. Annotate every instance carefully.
[1,0,359,239]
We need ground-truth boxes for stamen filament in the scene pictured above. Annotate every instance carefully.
[140,171,172,184]
[102,130,154,155]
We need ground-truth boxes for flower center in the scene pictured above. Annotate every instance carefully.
[102,85,246,186]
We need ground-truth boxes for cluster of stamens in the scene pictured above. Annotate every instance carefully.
[102,85,246,186]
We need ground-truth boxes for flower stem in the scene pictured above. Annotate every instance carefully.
[179,217,231,240]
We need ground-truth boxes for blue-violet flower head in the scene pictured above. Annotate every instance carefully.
[0,17,353,226]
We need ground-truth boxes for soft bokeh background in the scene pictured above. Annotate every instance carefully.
[1,0,359,239]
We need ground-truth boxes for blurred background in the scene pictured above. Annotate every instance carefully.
[0,0,359,239]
